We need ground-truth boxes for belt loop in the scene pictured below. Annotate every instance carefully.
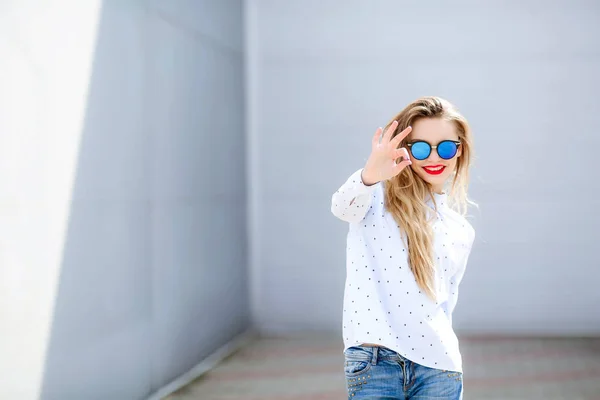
[371,346,379,365]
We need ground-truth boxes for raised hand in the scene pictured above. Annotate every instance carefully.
[361,121,412,186]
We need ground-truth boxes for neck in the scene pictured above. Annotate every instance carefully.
[431,184,444,195]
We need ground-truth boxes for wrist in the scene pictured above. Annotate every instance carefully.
[361,168,379,186]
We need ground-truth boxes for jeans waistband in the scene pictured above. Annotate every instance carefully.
[344,345,407,365]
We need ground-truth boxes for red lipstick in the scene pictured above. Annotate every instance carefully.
[423,165,446,175]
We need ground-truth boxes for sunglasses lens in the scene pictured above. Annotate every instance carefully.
[410,142,430,160]
[437,141,458,159]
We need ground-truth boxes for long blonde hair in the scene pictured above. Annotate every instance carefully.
[383,96,474,301]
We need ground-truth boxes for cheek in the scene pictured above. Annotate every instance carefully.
[410,163,433,181]
[441,159,458,176]
[447,158,458,170]
[410,161,426,176]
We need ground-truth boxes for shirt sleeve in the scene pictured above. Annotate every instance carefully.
[446,228,475,325]
[330,168,379,223]
[446,262,466,326]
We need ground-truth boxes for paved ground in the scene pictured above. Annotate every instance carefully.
[164,333,600,400]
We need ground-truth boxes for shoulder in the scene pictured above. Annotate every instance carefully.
[445,208,475,242]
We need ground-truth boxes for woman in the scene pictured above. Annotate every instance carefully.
[331,96,475,399]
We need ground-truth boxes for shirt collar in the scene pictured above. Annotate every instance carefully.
[426,191,448,208]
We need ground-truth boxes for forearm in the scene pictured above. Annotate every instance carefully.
[331,168,378,223]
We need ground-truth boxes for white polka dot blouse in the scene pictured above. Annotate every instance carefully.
[331,168,475,373]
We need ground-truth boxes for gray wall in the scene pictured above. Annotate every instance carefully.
[0,1,249,399]
[144,0,249,393]
[1,0,599,397]
[248,0,600,335]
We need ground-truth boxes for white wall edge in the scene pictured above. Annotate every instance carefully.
[145,328,258,400]
[243,0,262,332]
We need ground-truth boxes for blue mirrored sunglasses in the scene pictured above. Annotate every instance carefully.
[406,140,461,160]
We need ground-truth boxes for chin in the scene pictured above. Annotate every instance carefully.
[417,170,452,190]
[424,178,447,189]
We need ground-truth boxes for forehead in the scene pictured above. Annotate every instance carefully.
[409,118,458,142]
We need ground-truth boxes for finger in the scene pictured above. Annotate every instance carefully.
[393,159,412,174]
[382,120,399,144]
[372,127,383,148]
[390,125,412,148]
[401,147,410,162]
[391,147,411,162]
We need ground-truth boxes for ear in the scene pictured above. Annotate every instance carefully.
[456,143,463,158]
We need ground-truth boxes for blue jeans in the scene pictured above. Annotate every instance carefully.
[344,345,463,399]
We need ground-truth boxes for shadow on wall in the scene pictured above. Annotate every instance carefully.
[39,1,250,399]
[38,2,153,398]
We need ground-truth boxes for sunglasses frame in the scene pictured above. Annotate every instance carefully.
[406,140,461,160]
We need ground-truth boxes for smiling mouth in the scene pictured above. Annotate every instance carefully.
[423,165,446,175]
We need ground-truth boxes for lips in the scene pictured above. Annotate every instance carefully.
[422,165,446,175]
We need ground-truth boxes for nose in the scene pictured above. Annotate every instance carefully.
[426,148,442,162]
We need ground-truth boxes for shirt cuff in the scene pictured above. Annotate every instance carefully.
[347,168,379,195]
